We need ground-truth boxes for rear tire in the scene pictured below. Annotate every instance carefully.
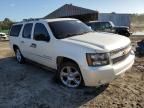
[14,48,25,64]
[58,61,83,88]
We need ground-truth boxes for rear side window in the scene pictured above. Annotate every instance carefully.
[22,23,33,39]
[10,24,23,37]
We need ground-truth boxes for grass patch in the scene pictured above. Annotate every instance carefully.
[0,29,9,34]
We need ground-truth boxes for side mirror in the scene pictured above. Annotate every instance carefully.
[34,34,50,42]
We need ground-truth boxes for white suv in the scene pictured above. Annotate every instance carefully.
[9,18,135,88]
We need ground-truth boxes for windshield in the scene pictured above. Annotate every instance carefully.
[48,20,93,39]
[0,34,5,36]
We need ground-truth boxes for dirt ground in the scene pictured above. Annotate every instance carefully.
[0,36,144,108]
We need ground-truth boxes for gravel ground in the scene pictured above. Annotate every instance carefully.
[0,36,144,108]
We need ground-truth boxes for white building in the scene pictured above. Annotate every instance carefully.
[99,13,131,27]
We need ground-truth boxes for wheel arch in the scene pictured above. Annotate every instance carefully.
[56,56,80,69]
[13,44,19,52]
[56,56,85,86]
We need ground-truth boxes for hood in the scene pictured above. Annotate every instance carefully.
[65,32,131,52]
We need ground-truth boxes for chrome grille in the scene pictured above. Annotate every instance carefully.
[110,45,131,64]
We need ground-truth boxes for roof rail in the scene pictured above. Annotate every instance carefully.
[22,18,42,22]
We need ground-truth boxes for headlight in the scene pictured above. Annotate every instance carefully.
[86,53,109,66]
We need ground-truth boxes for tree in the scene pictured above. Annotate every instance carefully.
[0,18,14,31]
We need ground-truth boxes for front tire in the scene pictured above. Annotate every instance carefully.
[125,32,131,37]
[14,48,25,64]
[58,62,83,88]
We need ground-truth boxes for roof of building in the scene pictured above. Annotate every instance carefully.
[44,4,98,18]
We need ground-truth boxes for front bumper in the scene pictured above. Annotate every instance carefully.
[81,53,135,87]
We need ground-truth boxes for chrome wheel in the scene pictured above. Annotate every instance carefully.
[60,66,82,88]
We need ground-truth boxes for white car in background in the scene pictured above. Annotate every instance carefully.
[9,18,135,88]
[0,32,8,40]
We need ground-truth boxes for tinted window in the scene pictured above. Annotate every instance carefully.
[95,22,101,29]
[87,22,98,31]
[90,22,110,30]
[22,23,33,38]
[10,24,23,37]
[49,20,93,39]
[34,23,49,40]
[100,22,111,29]
[87,22,112,31]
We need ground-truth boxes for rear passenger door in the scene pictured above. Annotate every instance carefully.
[20,23,34,59]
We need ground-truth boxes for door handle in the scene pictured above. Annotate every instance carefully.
[30,43,37,48]
[21,41,25,44]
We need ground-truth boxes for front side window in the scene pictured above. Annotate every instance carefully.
[22,23,33,39]
[104,22,112,29]
[34,23,50,41]
[10,24,23,37]
[100,22,111,30]
[48,20,93,39]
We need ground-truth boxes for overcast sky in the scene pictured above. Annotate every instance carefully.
[0,0,144,21]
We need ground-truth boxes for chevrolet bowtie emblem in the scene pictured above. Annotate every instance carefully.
[123,49,129,55]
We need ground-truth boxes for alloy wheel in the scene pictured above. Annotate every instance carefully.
[60,66,82,88]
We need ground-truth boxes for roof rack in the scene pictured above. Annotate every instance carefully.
[22,18,43,22]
